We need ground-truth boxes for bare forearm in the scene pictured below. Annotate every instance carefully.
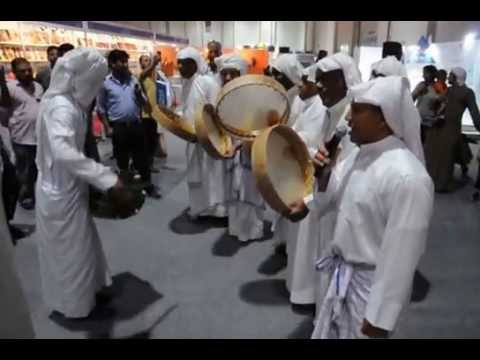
[140,63,156,81]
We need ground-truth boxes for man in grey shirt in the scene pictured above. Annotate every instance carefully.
[0,58,43,210]
[35,46,58,91]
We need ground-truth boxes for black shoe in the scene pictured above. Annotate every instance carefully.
[9,225,28,241]
[96,289,114,307]
[146,185,162,199]
[274,243,287,256]
[20,199,35,210]
[150,166,160,173]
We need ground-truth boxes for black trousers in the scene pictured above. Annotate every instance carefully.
[85,113,100,163]
[142,117,159,168]
[420,125,429,144]
[1,147,19,221]
[112,121,150,184]
[12,143,37,203]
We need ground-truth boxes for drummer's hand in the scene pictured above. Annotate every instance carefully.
[283,199,309,222]
[224,142,243,158]
[361,319,389,338]
[109,179,141,219]
[312,145,341,176]
[266,110,280,126]
[204,103,216,117]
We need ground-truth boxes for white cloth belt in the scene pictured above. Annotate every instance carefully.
[315,254,354,323]
[313,254,374,339]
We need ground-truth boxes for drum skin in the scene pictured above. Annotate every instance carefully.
[252,125,314,214]
[216,75,290,140]
[195,105,234,159]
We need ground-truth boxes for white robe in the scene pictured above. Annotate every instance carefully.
[182,74,228,218]
[285,95,327,304]
[228,143,265,242]
[35,95,118,318]
[0,157,35,338]
[310,135,434,338]
[306,97,357,315]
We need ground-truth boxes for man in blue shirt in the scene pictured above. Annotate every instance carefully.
[97,50,161,199]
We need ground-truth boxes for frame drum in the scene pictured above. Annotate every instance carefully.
[151,104,197,143]
[195,105,234,159]
[216,75,290,139]
[252,125,314,214]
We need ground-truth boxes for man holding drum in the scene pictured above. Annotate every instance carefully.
[284,65,328,305]
[287,76,433,338]
[213,53,267,243]
[285,52,362,319]
[271,54,305,126]
[177,47,228,220]
[36,49,139,321]
[269,54,305,255]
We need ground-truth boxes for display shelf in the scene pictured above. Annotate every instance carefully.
[1,21,187,78]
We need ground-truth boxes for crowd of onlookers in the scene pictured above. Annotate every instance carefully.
[0,43,174,243]
[412,65,480,198]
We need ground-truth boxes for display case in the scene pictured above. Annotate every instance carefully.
[86,22,157,75]
[0,21,87,76]
[0,21,188,78]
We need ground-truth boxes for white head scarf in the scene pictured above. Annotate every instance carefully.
[349,76,425,164]
[177,47,208,75]
[272,54,304,85]
[451,67,466,86]
[214,54,248,75]
[302,64,317,83]
[43,48,108,110]
[309,52,362,89]
[371,56,407,78]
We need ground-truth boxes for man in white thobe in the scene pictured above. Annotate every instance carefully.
[285,65,327,304]
[0,152,35,338]
[214,54,266,242]
[284,53,362,309]
[177,47,227,219]
[268,53,305,247]
[36,49,125,319]
[308,53,362,316]
[271,53,305,124]
[288,76,433,339]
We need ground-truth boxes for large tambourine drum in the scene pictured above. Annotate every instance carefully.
[215,75,290,139]
[152,104,197,143]
[252,125,314,214]
[195,104,234,159]
[90,173,146,220]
